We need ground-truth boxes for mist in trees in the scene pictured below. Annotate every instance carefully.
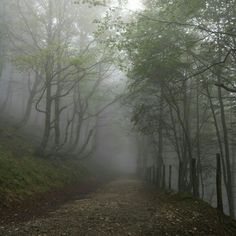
[96,0,236,218]
[0,0,137,173]
[1,0,236,220]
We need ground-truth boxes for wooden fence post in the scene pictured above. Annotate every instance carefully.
[152,166,156,184]
[149,167,152,183]
[169,165,172,190]
[146,167,149,183]
[151,167,153,184]
[148,167,152,184]
[216,153,223,214]
[162,165,166,189]
[178,161,183,192]
[192,159,198,197]
[146,167,148,182]
[156,167,160,188]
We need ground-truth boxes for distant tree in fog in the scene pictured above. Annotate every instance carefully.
[100,0,236,217]
[2,0,120,158]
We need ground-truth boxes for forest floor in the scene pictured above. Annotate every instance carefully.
[1,179,236,236]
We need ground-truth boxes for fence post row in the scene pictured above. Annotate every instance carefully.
[144,154,223,214]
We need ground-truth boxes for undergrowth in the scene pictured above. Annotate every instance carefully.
[0,125,89,206]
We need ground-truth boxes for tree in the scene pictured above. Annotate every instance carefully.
[4,0,122,159]
[102,0,236,217]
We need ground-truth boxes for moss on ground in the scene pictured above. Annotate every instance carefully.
[0,125,89,207]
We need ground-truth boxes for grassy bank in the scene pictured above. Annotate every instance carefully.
[0,125,89,207]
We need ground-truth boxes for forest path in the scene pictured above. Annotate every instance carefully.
[0,179,235,236]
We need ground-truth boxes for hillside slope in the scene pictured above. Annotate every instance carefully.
[0,124,89,207]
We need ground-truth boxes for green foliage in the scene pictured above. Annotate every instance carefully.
[74,0,107,6]
[100,1,236,204]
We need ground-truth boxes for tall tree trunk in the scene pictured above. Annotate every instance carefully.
[196,81,201,198]
[37,0,53,156]
[0,0,6,81]
[215,7,234,217]
[157,84,164,188]
[54,74,61,148]
[182,79,193,193]
[218,80,234,217]
[38,75,52,156]
[1,64,13,114]
[17,72,41,127]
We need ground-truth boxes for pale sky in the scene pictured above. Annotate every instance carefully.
[126,0,144,11]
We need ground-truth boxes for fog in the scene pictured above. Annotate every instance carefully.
[95,104,137,174]
[0,0,139,176]
[1,0,236,222]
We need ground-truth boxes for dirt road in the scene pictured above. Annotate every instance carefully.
[0,179,235,235]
